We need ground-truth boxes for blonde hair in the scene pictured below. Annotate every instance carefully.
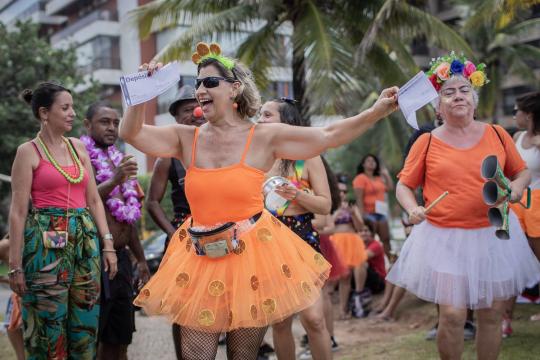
[198,58,261,118]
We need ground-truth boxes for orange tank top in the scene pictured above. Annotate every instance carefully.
[184,125,265,225]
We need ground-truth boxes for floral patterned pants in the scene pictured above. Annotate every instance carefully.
[22,207,101,360]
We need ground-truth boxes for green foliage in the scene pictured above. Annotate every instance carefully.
[0,21,100,231]
[136,174,174,234]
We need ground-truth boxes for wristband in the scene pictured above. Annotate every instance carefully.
[8,268,23,276]
[102,249,116,253]
[103,233,113,241]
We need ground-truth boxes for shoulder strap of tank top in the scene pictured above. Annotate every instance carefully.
[31,141,43,159]
[240,125,256,163]
[490,124,505,148]
[423,133,432,170]
[67,138,80,160]
[190,128,200,167]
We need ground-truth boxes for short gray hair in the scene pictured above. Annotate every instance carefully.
[431,75,479,111]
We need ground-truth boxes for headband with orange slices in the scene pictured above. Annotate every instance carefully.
[191,42,235,71]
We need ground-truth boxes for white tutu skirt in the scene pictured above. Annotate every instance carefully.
[387,211,540,309]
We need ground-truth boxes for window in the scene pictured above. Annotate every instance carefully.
[263,81,293,100]
[76,36,120,74]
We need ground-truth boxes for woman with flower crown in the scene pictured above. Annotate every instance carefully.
[123,42,398,359]
[8,82,118,359]
[387,52,540,359]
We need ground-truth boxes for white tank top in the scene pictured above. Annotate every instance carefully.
[516,132,540,189]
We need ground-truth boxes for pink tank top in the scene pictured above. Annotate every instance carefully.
[31,141,88,209]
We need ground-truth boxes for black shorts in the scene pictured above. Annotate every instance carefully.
[365,266,385,294]
[99,249,136,345]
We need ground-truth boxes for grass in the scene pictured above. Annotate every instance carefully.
[0,263,7,276]
[338,304,540,360]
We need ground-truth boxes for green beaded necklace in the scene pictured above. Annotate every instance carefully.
[37,134,85,184]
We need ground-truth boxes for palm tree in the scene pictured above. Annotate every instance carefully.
[456,0,540,121]
[130,0,471,120]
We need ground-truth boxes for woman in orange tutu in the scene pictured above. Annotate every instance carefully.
[120,42,398,359]
[329,179,368,319]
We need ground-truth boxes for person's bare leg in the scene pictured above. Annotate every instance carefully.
[353,263,368,291]
[7,328,24,360]
[272,316,295,360]
[437,305,467,360]
[338,274,352,319]
[323,283,335,337]
[527,236,540,260]
[299,296,332,360]
[476,301,505,360]
[376,219,392,259]
[377,286,405,320]
[375,282,394,313]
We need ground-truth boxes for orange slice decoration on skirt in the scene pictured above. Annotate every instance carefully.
[314,253,326,267]
[178,229,187,242]
[176,272,190,288]
[233,239,246,255]
[257,228,273,242]
[250,305,258,320]
[208,280,225,297]
[262,298,277,315]
[281,264,292,278]
[250,275,259,291]
[198,309,216,327]
[301,281,312,296]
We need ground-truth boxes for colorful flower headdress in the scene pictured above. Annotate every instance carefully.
[191,42,235,70]
[427,51,488,91]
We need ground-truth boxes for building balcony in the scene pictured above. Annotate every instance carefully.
[0,0,66,27]
[45,0,84,16]
[78,56,121,75]
[51,9,119,45]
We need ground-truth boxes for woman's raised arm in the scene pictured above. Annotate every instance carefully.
[119,103,185,159]
[268,87,399,160]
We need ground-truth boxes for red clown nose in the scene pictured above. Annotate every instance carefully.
[193,106,203,118]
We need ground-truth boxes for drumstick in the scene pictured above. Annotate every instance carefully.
[425,191,449,214]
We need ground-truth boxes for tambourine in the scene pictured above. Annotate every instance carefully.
[262,176,291,212]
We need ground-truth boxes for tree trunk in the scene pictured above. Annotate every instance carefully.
[291,13,310,119]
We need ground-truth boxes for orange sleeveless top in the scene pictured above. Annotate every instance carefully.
[184,125,265,225]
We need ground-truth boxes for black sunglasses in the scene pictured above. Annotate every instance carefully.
[195,76,235,90]
[512,108,519,116]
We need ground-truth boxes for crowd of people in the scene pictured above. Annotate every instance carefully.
[3,41,540,360]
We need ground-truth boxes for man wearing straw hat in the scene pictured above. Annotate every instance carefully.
[386,52,540,360]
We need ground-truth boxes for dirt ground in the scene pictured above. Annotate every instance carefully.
[125,292,437,360]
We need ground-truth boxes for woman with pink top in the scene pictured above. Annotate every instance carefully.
[8,82,117,359]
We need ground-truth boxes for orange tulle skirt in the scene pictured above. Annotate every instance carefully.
[330,232,367,267]
[134,210,330,333]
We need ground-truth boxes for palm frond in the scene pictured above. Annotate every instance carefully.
[357,1,474,63]
[293,0,359,114]
[151,5,260,63]
[236,21,284,91]
[355,0,399,64]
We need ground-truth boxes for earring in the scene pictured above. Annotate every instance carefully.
[231,96,238,110]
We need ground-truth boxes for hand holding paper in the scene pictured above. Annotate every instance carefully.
[398,71,439,129]
[120,62,181,106]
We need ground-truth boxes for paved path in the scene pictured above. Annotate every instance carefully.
[128,311,304,359]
